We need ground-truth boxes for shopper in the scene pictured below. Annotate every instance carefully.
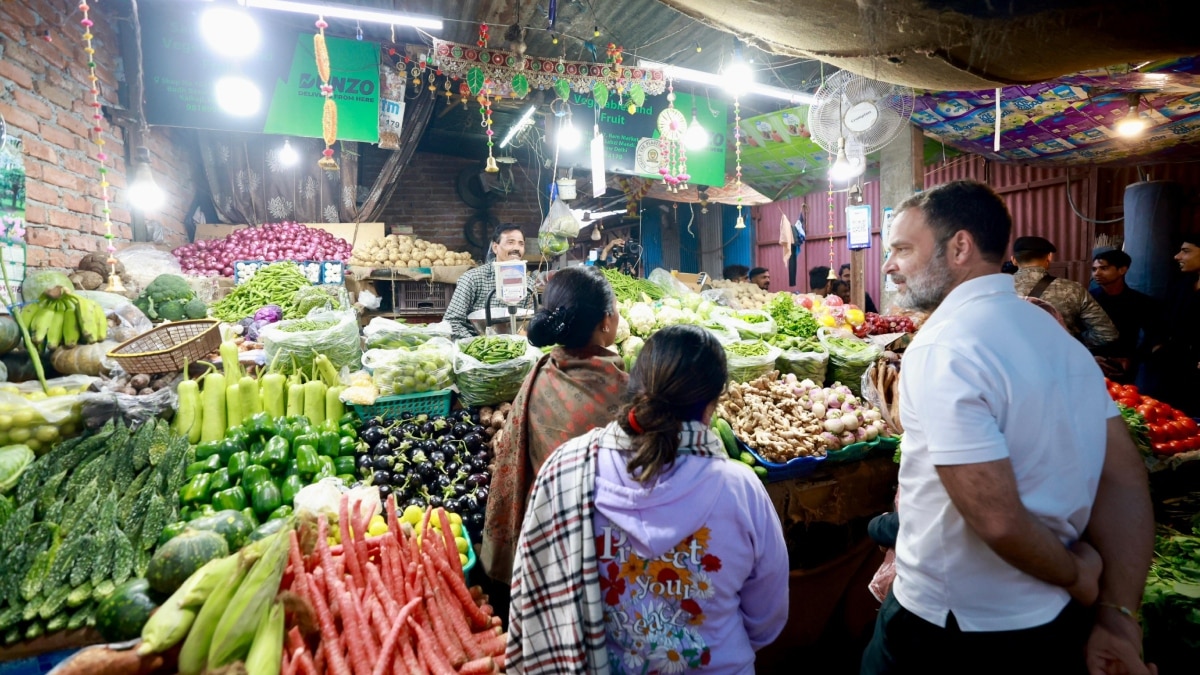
[444,223,537,340]
[1090,249,1158,383]
[749,266,771,290]
[1010,236,1119,350]
[723,264,750,283]
[840,263,879,312]
[809,266,832,296]
[865,180,1154,675]
[1144,235,1200,416]
[508,325,789,675]
[482,266,629,585]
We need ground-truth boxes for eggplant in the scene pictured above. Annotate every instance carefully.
[408,449,426,464]
[372,470,391,486]
[469,512,485,529]
[361,427,384,446]
[463,433,486,453]
[428,495,444,508]
[370,440,391,457]
[429,450,445,465]
[400,411,415,421]
[378,484,393,500]
[463,495,480,512]
[408,496,427,508]
[444,461,460,476]
[374,455,396,471]
[451,423,471,439]
[417,464,437,481]
[475,486,489,502]
[466,473,488,488]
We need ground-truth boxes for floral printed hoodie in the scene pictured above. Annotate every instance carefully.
[592,422,789,675]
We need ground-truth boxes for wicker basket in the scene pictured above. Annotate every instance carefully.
[107,320,221,374]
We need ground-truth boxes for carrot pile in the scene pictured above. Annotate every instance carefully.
[282,495,506,675]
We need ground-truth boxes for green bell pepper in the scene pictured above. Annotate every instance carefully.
[274,422,300,447]
[337,474,356,485]
[333,455,357,476]
[280,474,304,505]
[338,435,358,457]
[186,454,222,479]
[195,440,224,461]
[257,436,291,474]
[242,507,260,528]
[338,412,357,427]
[268,505,293,521]
[180,473,213,505]
[158,521,189,547]
[284,460,300,478]
[208,467,232,493]
[219,438,245,463]
[294,432,319,457]
[241,464,272,490]
[193,504,217,519]
[318,419,339,435]
[315,455,336,480]
[286,415,312,432]
[226,428,250,450]
[244,412,276,443]
[250,479,283,518]
[317,430,340,458]
[295,444,321,478]
[227,451,250,480]
[212,485,248,511]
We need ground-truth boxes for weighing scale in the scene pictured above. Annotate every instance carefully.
[471,260,535,336]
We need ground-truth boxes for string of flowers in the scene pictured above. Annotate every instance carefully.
[314,16,339,171]
[734,96,745,228]
[0,217,47,393]
[827,161,836,281]
[78,2,119,288]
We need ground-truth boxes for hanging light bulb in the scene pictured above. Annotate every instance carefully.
[829,137,860,182]
[1116,95,1147,137]
[128,146,165,211]
[278,139,299,167]
[201,6,260,59]
[557,114,582,150]
[723,40,754,98]
[685,109,708,150]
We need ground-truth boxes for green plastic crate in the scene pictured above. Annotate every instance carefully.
[352,389,452,422]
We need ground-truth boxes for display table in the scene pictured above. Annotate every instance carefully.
[757,456,899,674]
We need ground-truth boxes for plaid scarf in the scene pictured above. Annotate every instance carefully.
[507,421,726,675]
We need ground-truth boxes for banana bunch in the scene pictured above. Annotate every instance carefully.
[17,287,108,351]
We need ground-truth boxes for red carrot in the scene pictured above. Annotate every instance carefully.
[294,650,319,675]
[288,531,311,602]
[435,508,459,564]
[288,535,352,675]
[327,537,383,558]
[472,629,507,657]
[314,645,326,675]
[493,651,507,671]
[430,549,491,630]
[338,497,365,591]
[400,631,424,675]
[409,617,457,675]
[425,552,486,660]
[367,562,400,617]
[458,657,496,675]
[419,561,468,666]
[371,597,422,675]
[339,587,376,675]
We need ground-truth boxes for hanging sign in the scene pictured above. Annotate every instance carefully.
[378,45,406,150]
[591,132,607,198]
[881,207,897,291]
[846,205,872,250]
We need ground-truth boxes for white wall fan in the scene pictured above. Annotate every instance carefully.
[806,70,916,181]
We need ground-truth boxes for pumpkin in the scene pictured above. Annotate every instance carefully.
[186,510,256,551]
[0,316,19,356]
[95,578,159,642]
[146,529,229,595]
[247,517,287,543]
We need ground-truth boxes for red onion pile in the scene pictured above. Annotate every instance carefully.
[173,222,353,277]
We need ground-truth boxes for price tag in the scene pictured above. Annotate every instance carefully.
[846,205,872,251]
[494,260,528,305]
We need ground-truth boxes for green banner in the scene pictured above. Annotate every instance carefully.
[140,2,379,143]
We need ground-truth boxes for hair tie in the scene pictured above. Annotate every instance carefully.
[626,409,644,434]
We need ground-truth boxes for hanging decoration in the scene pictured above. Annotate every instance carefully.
[656,81,689,192]
[477,25,499,173]
[827,159,836,280]
[734,96,745,228]
[313,16,339,171]
[432,39,666,99]
[77,2,119,287]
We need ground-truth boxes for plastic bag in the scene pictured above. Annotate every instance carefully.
[362,338,455,395]
[819,327,882,396]
[777,348,829,383]
[294,477,350,528]
[725,341,783,383]
[75,291,155,344]
[80,385,179,430]
[703,288,743,311]
[113,244,183,291]
[453,335,540,407]
[261,309,362,377]
[540,197,582,238]
[647,268,694,299]
[726,310,778,340]
[362,317,452,350]
[0,375,98,452]
[701,320,740,346]
[861,362,902,435]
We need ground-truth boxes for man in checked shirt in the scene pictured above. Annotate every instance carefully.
[444,223,538,340]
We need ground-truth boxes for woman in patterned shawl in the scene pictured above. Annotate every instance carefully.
[481,266,629,584]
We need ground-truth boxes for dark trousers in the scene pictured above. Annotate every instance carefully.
[861,591,1091,675]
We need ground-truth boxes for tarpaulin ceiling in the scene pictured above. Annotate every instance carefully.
[655,0,1200,91]
[913,58,1200,165]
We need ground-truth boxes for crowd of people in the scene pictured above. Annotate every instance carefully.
[450,179,1192,674]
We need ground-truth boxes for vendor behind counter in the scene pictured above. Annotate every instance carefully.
[445,223,538,340]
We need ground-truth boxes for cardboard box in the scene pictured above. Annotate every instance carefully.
[193,223,386,254]
[671,271,711,293]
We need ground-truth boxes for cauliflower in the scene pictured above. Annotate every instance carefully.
[654,305,684,329]
[624,303,656,337]
[620,336,645,370]
[615,316,631,343]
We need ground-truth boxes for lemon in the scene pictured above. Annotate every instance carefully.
[46,386,68,397]
[25,392,46,402]
[448,512,463,525]
[9,427,31,443]
[12,410,33,426]
[402,505,424,526]
[456,537,469,554]
[0,414,13,431]
[451,523,463,537]
[459,553,469,567]
[368,522,390,538]
[35,425,59,443]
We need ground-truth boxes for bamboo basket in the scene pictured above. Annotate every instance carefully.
[106,319,221,374]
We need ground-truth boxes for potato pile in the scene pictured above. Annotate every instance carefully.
[710,280,777,310]
[350,235,475,268]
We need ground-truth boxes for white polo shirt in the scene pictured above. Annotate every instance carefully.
[893,274,1117,631]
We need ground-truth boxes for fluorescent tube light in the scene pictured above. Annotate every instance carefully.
[639,60,815,105]
[499,105,537,149]
[239,0,443,30]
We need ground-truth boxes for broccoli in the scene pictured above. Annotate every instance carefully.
[184,298,208,320]
[157,299,188,322]
[135,274,195,322]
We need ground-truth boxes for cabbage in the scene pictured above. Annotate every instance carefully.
[21,271,73,303]
[254,305,283,323]
[0,444,34,492]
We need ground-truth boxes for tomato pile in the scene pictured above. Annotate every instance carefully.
[1106,380,1200,455]
[862,312,917,336]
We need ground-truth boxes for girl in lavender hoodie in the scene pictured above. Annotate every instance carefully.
[508,325,789,675]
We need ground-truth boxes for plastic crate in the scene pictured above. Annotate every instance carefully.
[352,390,452,422]
[739,437,827,482]
[824,435,901,465]
[391,281,454,316]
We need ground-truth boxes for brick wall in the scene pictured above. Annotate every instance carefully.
[379,151,543,255]
[0,0,194,272]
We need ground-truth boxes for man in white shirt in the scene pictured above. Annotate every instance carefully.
[861,181,1155,675]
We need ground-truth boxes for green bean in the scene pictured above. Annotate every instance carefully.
[210,262,311,322]
[726,340,770,357]
[276,319,336,333]
[600,268,664,302]
[461,336,525,364]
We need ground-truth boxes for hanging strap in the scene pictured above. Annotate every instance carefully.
[1028,274,1056,299]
